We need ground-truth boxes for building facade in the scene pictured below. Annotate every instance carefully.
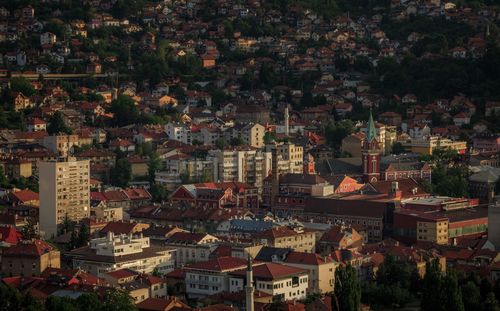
[39,158,90,237]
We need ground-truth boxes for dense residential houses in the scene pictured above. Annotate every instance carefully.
[0,0,499,310]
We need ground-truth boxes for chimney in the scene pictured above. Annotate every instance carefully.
[390,181,402,200]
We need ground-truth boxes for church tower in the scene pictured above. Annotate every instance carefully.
[362,110,381,183]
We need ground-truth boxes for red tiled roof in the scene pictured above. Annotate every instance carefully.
[103,190,128,201]
[100,221,137,235]
[284,252,334,265]
[254,226,300,240]
[232,262,307,279]
[105,268,137,279]
[10,189,39,203]
[185,257,247,272]
[3,239,56,258]
[136,297,189,311]
[0,226,21,244]
[165,268,185,279]
[123,188,151,200]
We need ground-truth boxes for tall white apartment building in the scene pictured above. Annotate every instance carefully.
[208,147,272,193]
[39,157,90,237]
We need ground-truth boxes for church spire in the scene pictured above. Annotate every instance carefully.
[367,109,376,142]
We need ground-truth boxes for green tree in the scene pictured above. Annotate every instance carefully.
[0,280,22,311]
[483,292,500,311]
[10,77,35,97]
[264,131,277,144]
[47,111,72,135]
[391,142,405,155]
[77,222,90,247]
[334,265,361,311]
[0,166,10,188]
[110,158,132,188]
[443,270,465,311]
[102,289,137,311]
[215,138,228,149]
[150,184,169,203]
[422,259,443,311]
[230,137,244,146]
[148,153,161,183]
[45,295,78,311]
[75,293,102,311]
[110,95,140,126]
[21,217,38,240]
[461,281,481,311]
[324,120,354,148]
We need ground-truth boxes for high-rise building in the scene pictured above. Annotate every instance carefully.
[39,157,90,238]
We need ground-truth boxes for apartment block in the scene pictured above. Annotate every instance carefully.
[208,147,271,193]
[69,233,176,277]
[39,158,90,238]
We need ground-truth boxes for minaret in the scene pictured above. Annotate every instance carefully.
[127,44,134,70]
[245,255,254,311]
[284,105,290,137]
[362,110,381,183]
[270,147,279,207]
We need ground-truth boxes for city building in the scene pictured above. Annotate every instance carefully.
[39,158,90,238]
[69,233,176,277]
[229,262,309,301]
[165,232,220,267]
[42,135,80,157]
[184,257,248,299]
[282,251,337,294]
[394,197,488,245]
[253,225,316,253]
[1,239,60,277]
[208,147,271,194]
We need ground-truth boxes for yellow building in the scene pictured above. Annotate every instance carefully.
[410,136,467,155]
[254,226,316,253]
[1,240,60,277]
[39,158,90,238]
[417,219,449,245]
[42,134,80,157]
[283,252,337,294]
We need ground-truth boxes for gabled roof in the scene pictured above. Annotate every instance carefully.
[0,226,21,245]
[105,268,137,279]
[3,239,56,258]
[136,297,189,311]
[9,189,39,203]
[100,221,137,235]
[254,226,302,240]
[184,256,247,272]
[232,262,307,280]
[166,232,216,244]
[284,251,334,265]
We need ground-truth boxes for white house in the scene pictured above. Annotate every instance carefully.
[185,257,248,299]
[229,262,309,301]
[40,32,57,45]
[165,122,191,144]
